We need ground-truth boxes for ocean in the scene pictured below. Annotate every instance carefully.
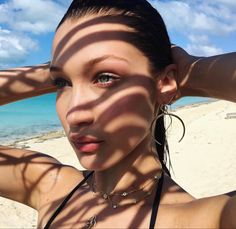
[0,93,211,144]
[0,94,61,144]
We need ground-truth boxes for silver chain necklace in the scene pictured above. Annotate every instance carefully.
[83,216,97,229]
[91,171,162,209]
[83,171,162,229]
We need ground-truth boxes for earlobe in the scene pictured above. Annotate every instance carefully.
[156,64,178,105]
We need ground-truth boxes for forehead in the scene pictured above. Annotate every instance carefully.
[52,15,150,69]
[53,15,135,52]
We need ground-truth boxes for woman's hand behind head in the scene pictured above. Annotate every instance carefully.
[171,45,200,102]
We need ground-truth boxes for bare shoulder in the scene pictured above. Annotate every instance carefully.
[161,175,236,228]
[0,146,83,210]
[30,153,84,211]
[221,192,236,228]
[187,192,236,228]
[208,191,236,228]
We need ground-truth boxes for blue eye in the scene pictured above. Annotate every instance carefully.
[52,77,71,89]
[95,73,119,87]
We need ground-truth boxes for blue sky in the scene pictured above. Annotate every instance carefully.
[0,0,235,68]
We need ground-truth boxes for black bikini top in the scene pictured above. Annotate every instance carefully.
[44,171,164,229]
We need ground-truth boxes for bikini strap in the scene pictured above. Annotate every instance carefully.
[44,171,163,229]
[149,172,164,229]
[44,171,94,229]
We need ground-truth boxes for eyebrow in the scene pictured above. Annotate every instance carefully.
[50,55,129,73]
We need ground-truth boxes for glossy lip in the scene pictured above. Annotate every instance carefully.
[70,135,104,153]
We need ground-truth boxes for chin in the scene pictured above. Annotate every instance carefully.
[79,156,119,172]
[77,155,107,171]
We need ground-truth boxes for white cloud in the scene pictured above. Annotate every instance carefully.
[0,0,234,65]
[183,0,236,8]
[0,0,71,66]
[184,34,222,56]
[186,44,222,56]
[0,28,38,67]
[150,0,235,55]
[0,0,70,34]
[152,0,236,35]
[188,34,209,45]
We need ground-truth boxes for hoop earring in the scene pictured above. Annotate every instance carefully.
[151,105,186,145]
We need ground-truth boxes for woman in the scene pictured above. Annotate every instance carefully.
[0,0,235,228]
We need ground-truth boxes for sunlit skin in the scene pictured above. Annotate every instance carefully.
[51,15,176,193]
[1,13,235,229]
[41,15,236,229]
[41,15,190,227]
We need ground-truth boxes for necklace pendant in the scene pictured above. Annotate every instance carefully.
[102,193,109,200]
[112,204,118,209]
[121,192,128,197]
[154,174,161,179]
[83,216,97,229]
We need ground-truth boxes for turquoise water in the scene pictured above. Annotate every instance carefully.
[0,94,61,144]
[171,97,212,109]
[0,94,211,144]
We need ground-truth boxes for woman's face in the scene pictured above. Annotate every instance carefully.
[51,15,158,171]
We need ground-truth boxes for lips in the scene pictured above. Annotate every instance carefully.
[70,135,104,153]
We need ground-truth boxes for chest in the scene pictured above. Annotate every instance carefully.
[38,187,162,229]
[37,189,220,229]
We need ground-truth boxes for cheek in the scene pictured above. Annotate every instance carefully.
[55,92,70,131]
[93,91,154,169]
[98,90,154,143]
[97,82,155,133]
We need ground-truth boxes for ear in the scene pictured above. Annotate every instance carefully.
[156,64,177,105]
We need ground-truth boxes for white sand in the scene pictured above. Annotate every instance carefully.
[0,100,236,228]
[168,100,236,198]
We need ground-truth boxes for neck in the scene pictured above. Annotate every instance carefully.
[93,136,162,198]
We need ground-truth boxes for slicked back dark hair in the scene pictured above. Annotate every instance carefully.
[57,0,172,176]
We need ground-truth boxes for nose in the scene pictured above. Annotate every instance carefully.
[66,87,95,129]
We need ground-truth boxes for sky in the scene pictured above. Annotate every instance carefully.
[0,0,235,68]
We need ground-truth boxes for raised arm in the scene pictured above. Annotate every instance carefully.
[0,65,71,210]
[0,146,63,208]
[0,62,56,105]
[172,46,236,102]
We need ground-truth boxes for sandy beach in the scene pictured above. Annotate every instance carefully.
[0,100,236,228]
